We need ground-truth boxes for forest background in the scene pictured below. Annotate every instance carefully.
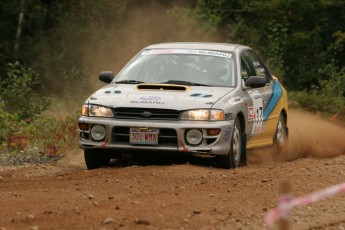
[0,0,344,163]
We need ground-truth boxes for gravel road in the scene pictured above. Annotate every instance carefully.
[1,109,345,230]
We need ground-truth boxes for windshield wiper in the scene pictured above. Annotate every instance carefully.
[115,80,145,84]
[160,80,208,86]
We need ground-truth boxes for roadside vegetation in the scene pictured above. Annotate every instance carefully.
[0,62,78,164]
[0,0,344,165]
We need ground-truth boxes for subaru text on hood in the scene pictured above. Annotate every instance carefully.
[78,42,289,170]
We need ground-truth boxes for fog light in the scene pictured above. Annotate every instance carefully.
[186,129,203,145]
[90,125,106,141]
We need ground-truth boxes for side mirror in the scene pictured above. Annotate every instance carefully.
[245,76,266,88]
[99,71,114,83]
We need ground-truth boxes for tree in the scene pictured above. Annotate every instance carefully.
[192,0,345,91]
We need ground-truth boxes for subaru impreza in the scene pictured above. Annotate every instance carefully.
[78,42,288,169]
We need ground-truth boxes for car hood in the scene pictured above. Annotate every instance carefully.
[86,83,235,110]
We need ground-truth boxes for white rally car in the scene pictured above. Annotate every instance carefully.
[78,42,288,169]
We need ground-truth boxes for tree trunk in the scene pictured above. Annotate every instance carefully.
[14,0,25,59]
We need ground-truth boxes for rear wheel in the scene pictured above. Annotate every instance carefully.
[217,117,246,168]
[84,149,110,170]
[274,113,288,152]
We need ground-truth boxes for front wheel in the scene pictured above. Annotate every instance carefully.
[217,117,246,169]
[84,149,110,170]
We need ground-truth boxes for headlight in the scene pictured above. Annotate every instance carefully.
[81,105,114,117]
[180,109,224,121]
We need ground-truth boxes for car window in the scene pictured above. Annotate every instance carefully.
[240,55,252,82]
[244,50,272,82]
[116,49,237,87]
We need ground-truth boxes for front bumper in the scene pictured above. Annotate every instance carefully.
[78,117,234,156]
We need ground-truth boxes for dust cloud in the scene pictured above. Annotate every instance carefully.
[80,1,222,92]
[48,1,222,115]
[285,108,345,159]
[248,109,345,164]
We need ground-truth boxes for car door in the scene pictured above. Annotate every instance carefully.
[240,50,276,148]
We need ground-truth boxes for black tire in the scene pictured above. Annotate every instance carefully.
[239,132,247,166]
[217,117,246,169]
[84,149,110,170]
[273,113,288,152]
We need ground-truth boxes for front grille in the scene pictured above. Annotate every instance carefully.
[112,127,177,146]
[114,107,180,120]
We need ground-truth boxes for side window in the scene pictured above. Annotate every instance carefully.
[245,50,272,82]
[240,53,252,82]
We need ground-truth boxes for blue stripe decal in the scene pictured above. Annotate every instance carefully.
[263,81,282,121]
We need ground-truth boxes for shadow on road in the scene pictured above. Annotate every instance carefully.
[108,152,217,169]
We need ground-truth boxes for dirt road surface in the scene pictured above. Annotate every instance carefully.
[1,109,345,230]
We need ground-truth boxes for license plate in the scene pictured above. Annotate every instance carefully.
[129,128,159,145]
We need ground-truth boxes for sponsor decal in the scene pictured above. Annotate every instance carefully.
[190,93,213,98]
[142,49,173,55]
[247,81,283,137]
[248,106,254,119]
[130,101,164,105]
[142,49,232,59]
[249,90,264,135]
[224,127,232,141]
[139,96,161,100]
[229,97,242,105]
[224,113,233,120]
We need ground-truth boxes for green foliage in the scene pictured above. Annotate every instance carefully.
[0,1,18,71]
[0,110,79,165]
[0,62,50,120]
[19,0,133,98]
[0,61,64,164]
[25,113,79,155]
[0,100,17,145]
[194,0,226,31]
[192,0,345,89]
[290,64,345,115]
[0,0,135,100]
[266,19,288,78]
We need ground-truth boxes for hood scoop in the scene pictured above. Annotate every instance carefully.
[136,84,189,91]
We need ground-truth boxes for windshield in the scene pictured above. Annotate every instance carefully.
[115,49,237,87]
